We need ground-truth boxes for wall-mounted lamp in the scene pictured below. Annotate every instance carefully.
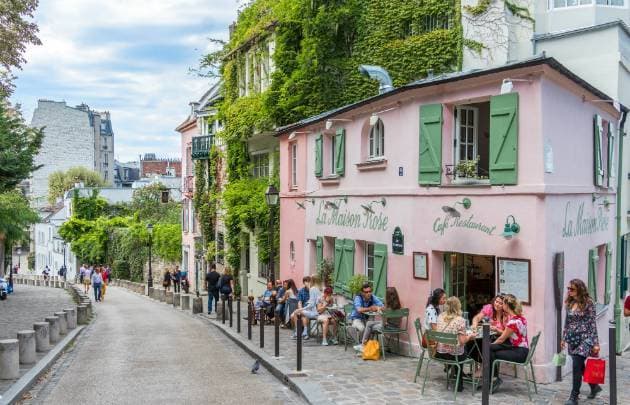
[501,215,520,240]
[369,106,398,126]
[371,197,386,207]
[361,203,374,213]
[288,131,311,140]
[500,78,532,95]
[325,201,339,210]
[296,201,306,210]
[441,197,471,218]
[295,199,315,210]
[325,118,352,130]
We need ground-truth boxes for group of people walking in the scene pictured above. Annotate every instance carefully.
[79,264,110,303]
[161,265,190,294]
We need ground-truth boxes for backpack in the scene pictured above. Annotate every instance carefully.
[219,276,231,295]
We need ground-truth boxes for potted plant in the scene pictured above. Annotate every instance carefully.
[455,156,479,179]
[348,274,370,296]
[317,258,334,287]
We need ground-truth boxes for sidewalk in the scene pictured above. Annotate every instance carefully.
[201,310,629,405]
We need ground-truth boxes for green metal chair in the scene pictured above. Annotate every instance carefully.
[490,331,541,401]
[413,318,428,383]
[374,308,410,359]
[339,303,357,351]
[421,330,478,401]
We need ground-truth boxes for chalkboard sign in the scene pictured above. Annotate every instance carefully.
[497,257,531,305]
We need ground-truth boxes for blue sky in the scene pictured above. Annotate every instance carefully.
[11,0,240,162]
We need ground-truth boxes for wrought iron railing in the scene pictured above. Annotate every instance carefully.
[191,135,213,159]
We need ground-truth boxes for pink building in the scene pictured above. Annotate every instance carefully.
[277,56,625,382]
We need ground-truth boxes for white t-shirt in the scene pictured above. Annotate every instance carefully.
[424,304,438,331]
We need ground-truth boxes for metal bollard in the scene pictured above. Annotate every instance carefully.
[247,302,252,340]
[215,298,218,314]
[274,306,280,358]
[229,297,233,328]
[609,321,617,405]
[259,308,264,348]
[482,322,490,405]
[237,299,241,334]
[297,313,303,372]
[222,297,226,324]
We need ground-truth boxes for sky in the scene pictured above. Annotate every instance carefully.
[10,0,241,162]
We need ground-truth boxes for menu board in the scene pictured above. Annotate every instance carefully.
[497,258,531,305]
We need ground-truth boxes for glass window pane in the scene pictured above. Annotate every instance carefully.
[554,0,566,7]
[467,110,474,126]
[568,0,579,5]
[610,0,622,5]
[595,0,606,4]
[580,0,592,4]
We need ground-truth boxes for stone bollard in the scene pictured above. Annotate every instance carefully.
[159,289,166,302]
[77,305,88,325]
[33,322,50,352]
[148,287,155,298]
[166,291,173,304]
[17,330,36,364]
[192,296,203,314]
[54,312,68,335]
[181,294,191,310]
[45,316,60,344]
[0,339,19,379]
[173,293,180,308]
[64,308,77,330]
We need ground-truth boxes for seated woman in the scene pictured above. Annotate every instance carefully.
[489,294,529,394]
[471,294,507,332]
[355,287,402,352]
[317,287,338,346]
[434,296,477,392]
[280,279,298,327]
[424,288,446,331]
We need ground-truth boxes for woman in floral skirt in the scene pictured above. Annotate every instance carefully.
[561,279,601,405]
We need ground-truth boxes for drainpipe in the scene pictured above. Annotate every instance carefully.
[614,108,628,353]
[358,65,394,94]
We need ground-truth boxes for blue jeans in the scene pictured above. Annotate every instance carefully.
[93,283,102,301]
[208,288,219,313]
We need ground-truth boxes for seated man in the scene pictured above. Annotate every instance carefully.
[350,282,383,349]
[291,275,322,340]
[261,281,276,322]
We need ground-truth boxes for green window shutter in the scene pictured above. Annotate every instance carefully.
[315,133,323,177]
[335,128,345,176]
[333,238,344,294]
[373,243,388,300]
[489,93,519,185]
[593,115,604,187]
[418,104,443,185]
[607,122,614,188]
[605,243,612,305]
[588,248,598,303]
[443,254,452,296]
[316,237,324,270]
[341,239,355,296]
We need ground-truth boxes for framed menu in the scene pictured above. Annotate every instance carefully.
[413,252,428,280]
[497,257,531,305]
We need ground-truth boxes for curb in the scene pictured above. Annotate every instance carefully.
[204,317,333,405]
[0,325,86,405]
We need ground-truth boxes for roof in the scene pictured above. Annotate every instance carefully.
[533,20,630,42]
[276,55,627,136]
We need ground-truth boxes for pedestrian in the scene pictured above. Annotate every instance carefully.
[59,265,67,281]
[181,270,190,294]
[218,268,235,313]
[101,265,109,301]
[205,263,220,315]
[561,279,601,404]
[91,267,103,302]
[79,264,86,285]
[82,265,92,294]
[42,265,50,281]
[172,265,181,293]
[162,270,172,292]
[624,294,630,317]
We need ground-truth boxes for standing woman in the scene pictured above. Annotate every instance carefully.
[561,279,601,405]
[91,267,103,302]
[163,270,172,292]
[424,288,446,331]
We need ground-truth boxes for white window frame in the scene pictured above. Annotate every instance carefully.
[251,152,270,178]
[454,106,479,175]
[368,119,385,159]
[365,242,375,282]
[290,143,298,188]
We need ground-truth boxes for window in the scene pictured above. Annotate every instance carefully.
[183,249,189,272]
[183,202,189,232]
[289,241,295,264]
[217,232,225,265]
[251,153,269,178]
[369,119,385,159]
[330,134,337,174]
[259,262,271,280]
[290,143,297,188]
[454,103,490,179]
[588,244,612,312]
[365,242,375,281]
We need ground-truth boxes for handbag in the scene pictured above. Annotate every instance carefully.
[362,340,381,361]
[583,357,605,385]
[552,352,567,367]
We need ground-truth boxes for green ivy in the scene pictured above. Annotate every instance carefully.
[463,0,490,16]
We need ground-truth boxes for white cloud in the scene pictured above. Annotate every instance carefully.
[11,0,239,162]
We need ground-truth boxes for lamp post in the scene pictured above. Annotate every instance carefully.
[62,241,67,281]
[264,184,279,282]
[16,246,22,273]
[147,223,154,290]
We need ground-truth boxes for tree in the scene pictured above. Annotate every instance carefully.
[48,166,108,205]
[0,101,43,191]
[0,0,41,97]
[130,183,180,224]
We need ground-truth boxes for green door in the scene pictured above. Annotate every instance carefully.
[444,253,467,311]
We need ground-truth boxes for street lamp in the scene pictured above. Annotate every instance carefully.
[147,223,154,291]
[265,184,279,282]
[62,241,67,281]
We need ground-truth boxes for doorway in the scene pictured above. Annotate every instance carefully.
[444,253,496,318]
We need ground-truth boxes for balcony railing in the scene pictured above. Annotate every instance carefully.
[191,135,213,159]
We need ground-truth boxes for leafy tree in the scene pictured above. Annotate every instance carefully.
[0,190,38,245]
[71,189,108,220]
[130,183,180,224]
[153,223,182,263]
[0,101,43,191]
[0,0,41,97]
[48,166,107,205]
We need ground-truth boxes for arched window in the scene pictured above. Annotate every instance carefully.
[368,118,385,159]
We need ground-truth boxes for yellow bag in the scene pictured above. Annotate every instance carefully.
[362,339,381,361]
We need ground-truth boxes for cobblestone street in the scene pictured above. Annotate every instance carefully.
[19,286,303,404]
[202,307,630,405]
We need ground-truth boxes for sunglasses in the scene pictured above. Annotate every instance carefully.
[567,287,576,291]
[362,290,372,294]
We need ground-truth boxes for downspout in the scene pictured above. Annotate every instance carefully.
[358,65,394,94]
[615,108,628,353]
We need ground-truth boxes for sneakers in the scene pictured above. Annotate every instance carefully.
[564,396,578,405]
[491,377,503,394]
[329,338,339,345]
[291,333,297,340]
[353,344,364,352]
[302,334,309,340]
[321,339,329,346]
[587,386,602,399]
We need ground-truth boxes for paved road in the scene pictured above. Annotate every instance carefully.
[27,287,303,405]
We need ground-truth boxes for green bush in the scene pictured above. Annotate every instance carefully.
[348,274,370,296]
[112,260,130,280]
